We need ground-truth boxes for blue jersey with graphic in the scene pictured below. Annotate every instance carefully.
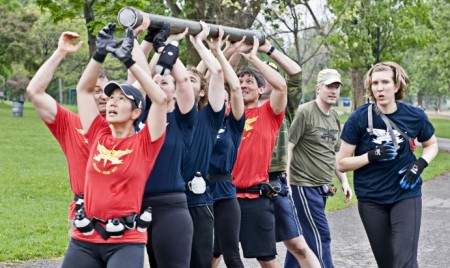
[209,113,245,201]
[183,104,226,207]
[340,102,434,204]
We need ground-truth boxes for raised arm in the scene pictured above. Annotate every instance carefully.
[258,40,301,76]
[189,21,225,112]
[207,27,244,120]
[27,32,82,123]
[77,23,117,131]
[259,40,302,122]
[240,38,287,115]
[226,37,252,71]
[114,28,167,140]
[148,29,193,114]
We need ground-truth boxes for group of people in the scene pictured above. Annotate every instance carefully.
[26,17,438,268]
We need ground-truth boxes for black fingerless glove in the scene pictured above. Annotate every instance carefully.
[153,22,171,52]
[367,142,398,162]
[94,23,117,63]
[144,27,159,43]
[399,157,428,189]
[112,28,136,69]
[155,41,179,76]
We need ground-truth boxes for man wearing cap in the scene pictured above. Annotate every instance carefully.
[287,68,353,268]
[26,31,109,236]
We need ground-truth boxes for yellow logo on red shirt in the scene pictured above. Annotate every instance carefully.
[242,116,258,140]
[93,143,133,174]
[76,128,88,144]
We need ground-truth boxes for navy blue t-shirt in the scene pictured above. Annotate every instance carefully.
[183,104,226,207]
[142,104,197,195]
[209,113,245,201]
[340,102,434,204]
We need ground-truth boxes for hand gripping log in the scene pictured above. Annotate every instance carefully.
[117,6,265,44]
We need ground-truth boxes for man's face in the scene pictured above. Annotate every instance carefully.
[94,76,109,115]
[188,71,203,101]
[260,79,273,101]
[239,74,263,107]
[316,82,341,106]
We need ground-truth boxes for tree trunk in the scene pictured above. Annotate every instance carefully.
[417,91,424,108]
[350,68,366,111]
[84,0,96,57]
[59,77,63,104]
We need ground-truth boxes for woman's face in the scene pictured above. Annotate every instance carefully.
[106,88,134,124]
[154,74,175,102]
[371,70,399,106]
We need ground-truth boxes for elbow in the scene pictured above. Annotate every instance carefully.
[209,66,223,77]
[156,94,168,106]
[336,160,349,173]
[26,85,36,100]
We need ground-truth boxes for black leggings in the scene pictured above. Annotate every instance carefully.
[358,197,421,268]
[62,239,144,268]
[213,198,244,268]
[142,193,193,268]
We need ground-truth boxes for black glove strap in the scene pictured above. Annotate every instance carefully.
[92,51,106,63]
[124,59,136,69]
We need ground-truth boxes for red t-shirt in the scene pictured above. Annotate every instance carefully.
[232,101,284,198]
[45,104,89,219]
[72,115,165,244]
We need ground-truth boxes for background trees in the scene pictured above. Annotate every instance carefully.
[0,0,448,110]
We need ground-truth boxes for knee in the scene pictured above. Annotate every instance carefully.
[286,240,310,258]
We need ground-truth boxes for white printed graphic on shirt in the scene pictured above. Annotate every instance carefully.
[367,128,404,145]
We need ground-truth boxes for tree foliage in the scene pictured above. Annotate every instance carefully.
[35,0,165,56]
[326,0,434,109]
[0,5,40,77]
[165,0,263,65]
[405,0,450,110]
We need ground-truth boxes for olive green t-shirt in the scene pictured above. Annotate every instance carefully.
[269,72,302,172]
[288,100,341,186]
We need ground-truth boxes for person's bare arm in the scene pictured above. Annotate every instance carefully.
[334,168,352,202]
[258,40,301,76]
[189,21,224,112]
[240,37,287,115]
[420,135,438,164]
[336,140,369,172]
[208,27,243,120]
[77,59,104,132]
[27,32,82,123]
[77,23,118,132]
[129,62,167,140]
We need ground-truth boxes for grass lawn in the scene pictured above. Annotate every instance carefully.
[0,101,449,261]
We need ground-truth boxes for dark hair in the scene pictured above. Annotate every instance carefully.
[365,61,410,101]
[98,69,108,79]
[236,66,265,88]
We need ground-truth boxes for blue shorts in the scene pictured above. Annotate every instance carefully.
[270,172,303,242]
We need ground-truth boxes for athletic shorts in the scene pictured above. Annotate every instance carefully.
[238,197,277,258]
[272,190,303,241]
[269,172,303,241]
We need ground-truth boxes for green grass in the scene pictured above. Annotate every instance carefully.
[0,102,72,261]
[0,101,449,261]
[428,118,450,139]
